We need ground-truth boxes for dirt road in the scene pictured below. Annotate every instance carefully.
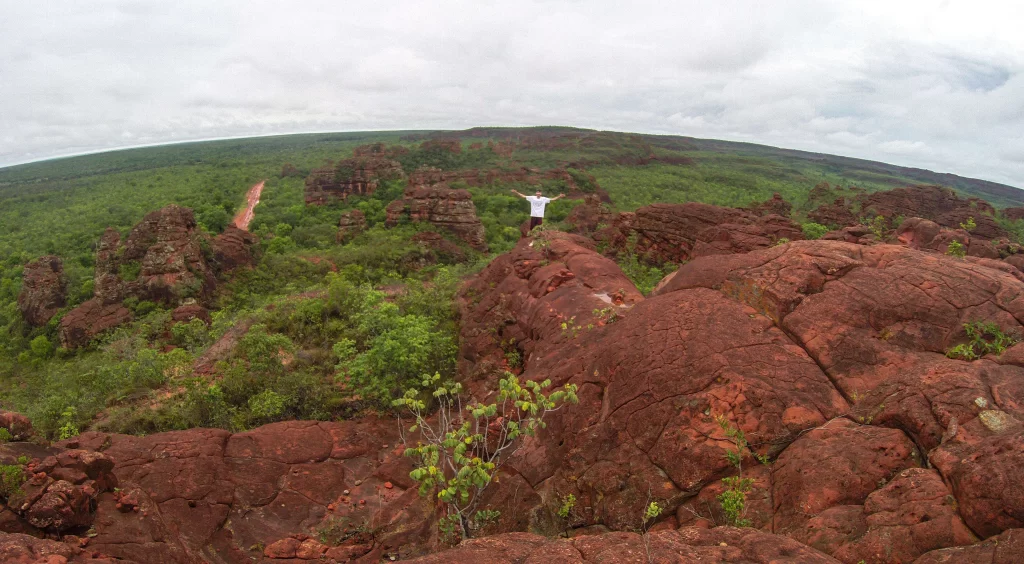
[232,180,265,231]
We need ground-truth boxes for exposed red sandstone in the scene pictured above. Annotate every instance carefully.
[58,206,253,348]
[336,210,367,244]
[304,157,404,205]
[385,184,488,251]
[598,202,803,263]
[17,255,66,327]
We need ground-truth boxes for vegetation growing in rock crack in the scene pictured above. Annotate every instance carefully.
[946,320,1020,360]
[715,414,770,527]
[393,371,578,541]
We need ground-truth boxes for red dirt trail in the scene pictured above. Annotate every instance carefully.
[232,180,265,231]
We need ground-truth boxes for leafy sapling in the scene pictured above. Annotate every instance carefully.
[394,372,578,541]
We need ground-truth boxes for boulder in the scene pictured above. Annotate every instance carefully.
[385,184,488,251]
[57,299,132,349]
[0,443,117,534]
[17,256,66,327]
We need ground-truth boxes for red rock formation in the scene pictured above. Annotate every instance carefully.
[336,209,367,243]
[47,417,431,562]
[57,299,132,349]
[601,202,803,263]
[304,157,404,205]
[812,185,1006,239]
[93,205,217,306]
[411,231,467,263]
[211,225,258,271]
[1002,207,1024,222]
[1,442,117,534]
[59,206,252,348]
[405,528,842,563]
[747,192,793,217]
[565,194,614,234]
[809,197,860,229]
[385,185,488,251]
[914,528,1023,563]
[0,411,33,441]
[17,255,66,327]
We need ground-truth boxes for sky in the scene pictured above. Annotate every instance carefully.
[2,0,1023,186]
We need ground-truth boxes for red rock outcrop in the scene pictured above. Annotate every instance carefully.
[411,231,467,263]
[17,256,66,327]
[811,185,1005,239]
[57,299,132,349]
[336,210,367,243]
[0,411,33,441]
[58,206,251,348]
[747,192,793,217]
[914,528,1023,563]
[51,417,432,562]
[1,442,117,534]
[385,184,488,252]
[406,528,842,563]
[0,532,130,563]
[210,225,258,271]
[565,194,614,235]
[304,157,404,205]
[92,205,217,306]
[599,202,803,264]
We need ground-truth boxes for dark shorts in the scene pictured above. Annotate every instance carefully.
[529,217,543,230]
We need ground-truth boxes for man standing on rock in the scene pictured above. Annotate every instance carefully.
[511,188,565,232]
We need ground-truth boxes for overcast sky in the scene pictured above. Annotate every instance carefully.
[2,1,1022,186]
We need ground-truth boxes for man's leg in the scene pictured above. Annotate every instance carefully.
[529,217,543,231]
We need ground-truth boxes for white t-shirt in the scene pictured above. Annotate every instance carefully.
[525,196,552,218]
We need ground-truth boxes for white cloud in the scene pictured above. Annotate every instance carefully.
[0,0,1023,187]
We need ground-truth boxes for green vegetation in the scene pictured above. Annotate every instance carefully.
[2,127,1021,441]
[393,372,578,541]
[801,222,830,240]
[946,240,967,258]
[946,321,1020,360]
[715,414,770,527]
[0,463,25,499]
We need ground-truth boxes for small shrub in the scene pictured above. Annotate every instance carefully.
[0,464,26,498]
[171,318,212,352]
[557,493,576,519]
[0,428,12,443]
[960,217,977,232]
[715,414,769,527]
[57,407,80,441]
[801,222,829,240]
[946,240,967,258]
[868,215,889,241]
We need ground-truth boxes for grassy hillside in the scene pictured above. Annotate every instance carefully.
[2,126,1022,438]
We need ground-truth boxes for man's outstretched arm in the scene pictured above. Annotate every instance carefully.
[551,193,567,201]
[510,189,527,198]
